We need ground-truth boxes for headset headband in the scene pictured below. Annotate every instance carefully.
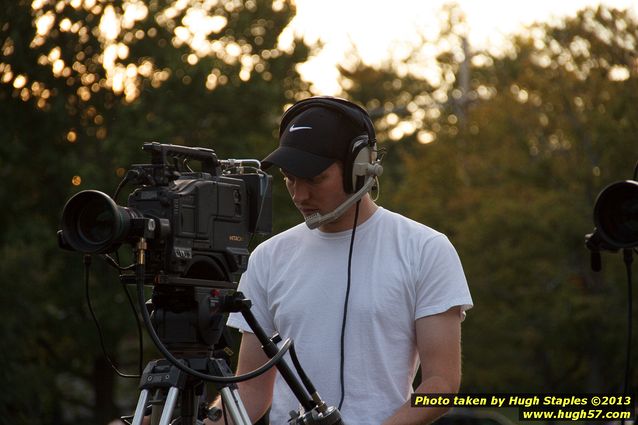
[279,96,377,147]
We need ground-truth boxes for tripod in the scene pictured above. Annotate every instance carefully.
[125,252,343,425]
[124,279,252,425]
[130,356,250,425]
[125,287,345,425]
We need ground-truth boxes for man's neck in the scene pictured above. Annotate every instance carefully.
[318,195,378,233]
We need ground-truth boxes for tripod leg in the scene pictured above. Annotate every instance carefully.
[220,386,251,425]
[158,386,180,425]
[132,389,150,425]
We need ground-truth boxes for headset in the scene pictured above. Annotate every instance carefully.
[279,96,383,194]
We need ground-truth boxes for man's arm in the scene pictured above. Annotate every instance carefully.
[205,331,277,424]
[382,307,463,425]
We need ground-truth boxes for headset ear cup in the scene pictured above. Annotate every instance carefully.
[345,136,370,193]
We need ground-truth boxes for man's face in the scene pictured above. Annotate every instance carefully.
[281,162,349,221]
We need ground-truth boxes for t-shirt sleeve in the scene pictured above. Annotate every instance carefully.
[225,246,277,336]
[413,234,473,320]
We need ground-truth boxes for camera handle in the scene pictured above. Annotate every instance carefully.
[229,296,315,412]
[232,295,344,425]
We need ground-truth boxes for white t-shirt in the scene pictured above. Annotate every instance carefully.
[226,207,473,425]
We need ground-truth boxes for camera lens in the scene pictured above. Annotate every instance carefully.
[594,180,638,248]
[77,197,117,245]
[61,190,131,253]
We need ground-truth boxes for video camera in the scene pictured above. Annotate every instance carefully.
[59,142,272,283]
[58,142,272,355]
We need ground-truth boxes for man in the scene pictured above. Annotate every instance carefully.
[211,97,472,425]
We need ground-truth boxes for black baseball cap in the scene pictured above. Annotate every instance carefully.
[262,106,365,178]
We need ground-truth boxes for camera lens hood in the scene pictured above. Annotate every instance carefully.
[61,190,131,254]
[593,180,638,249]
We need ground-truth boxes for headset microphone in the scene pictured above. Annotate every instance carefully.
[304,161,383,230]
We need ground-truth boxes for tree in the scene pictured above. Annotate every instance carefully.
[0,0,308,423]
[451,6,638,392]
[341,4,638,393]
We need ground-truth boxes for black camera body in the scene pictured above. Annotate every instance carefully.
[127,170,259,282]
[59,142,272,285]
[59,143,272,353]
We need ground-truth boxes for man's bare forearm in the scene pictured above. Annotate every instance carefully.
[381,375,459,425]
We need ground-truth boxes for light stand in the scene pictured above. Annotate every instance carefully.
[585,172,638,425]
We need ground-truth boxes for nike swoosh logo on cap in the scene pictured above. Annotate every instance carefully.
[289,125,313,132]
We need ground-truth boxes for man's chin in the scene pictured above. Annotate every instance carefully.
[299,209,321,217]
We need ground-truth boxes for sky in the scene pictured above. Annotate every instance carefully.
[285,0,638,94]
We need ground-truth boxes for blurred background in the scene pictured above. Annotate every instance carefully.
[1,0,637,423]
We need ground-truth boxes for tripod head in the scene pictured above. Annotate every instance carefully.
[144,283,233,358]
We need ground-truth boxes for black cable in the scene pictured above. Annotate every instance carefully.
[113,169,140,201]
[100,252,145,375]
[84,255,141,379]
[112,251,145,376]
[338,201,361,411]
[134,262,293,383]
[119,280,145,376]
[620,249,633,425]
[102,253,135,271]
[289,341,317,396]
[622,249,633,396]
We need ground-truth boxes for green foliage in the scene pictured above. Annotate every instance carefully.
[0,0,307,423]
[342,5,638,394]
